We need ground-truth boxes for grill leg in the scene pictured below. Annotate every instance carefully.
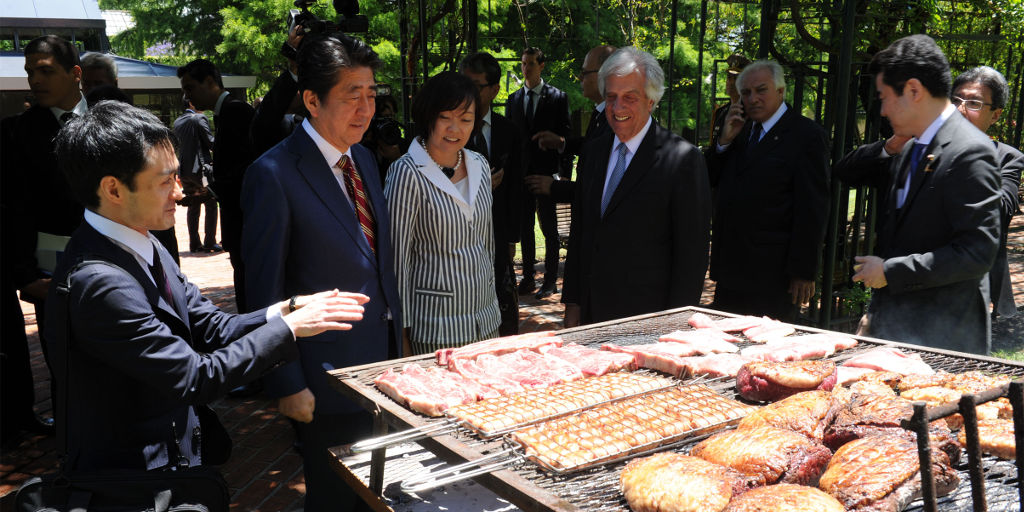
[370,408,387,495]
[911,402,938,512]
[1010,380,1023,507]
[959,394,987,511]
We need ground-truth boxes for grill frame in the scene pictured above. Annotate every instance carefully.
[327,306,1024,512]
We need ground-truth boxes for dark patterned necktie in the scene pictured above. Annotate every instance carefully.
[149,243,174,305]
[526,90,536,126]
[747,122,763,149]
[337,155,377,254]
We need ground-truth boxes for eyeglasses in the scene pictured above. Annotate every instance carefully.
[951,96,993,112]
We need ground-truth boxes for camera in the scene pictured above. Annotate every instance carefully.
[370,117,403,147]
[282,0,369,59]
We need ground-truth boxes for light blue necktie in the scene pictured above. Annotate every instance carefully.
[602,143,629,215]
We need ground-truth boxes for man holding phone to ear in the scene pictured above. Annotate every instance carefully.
[706,60,830,321]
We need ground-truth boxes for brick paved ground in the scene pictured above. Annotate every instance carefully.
[2,207,1022,510]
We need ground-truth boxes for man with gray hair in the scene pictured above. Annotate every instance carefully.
[562,47,711,326]
[80,52,117,96]
[952,66,1022,318]
[706,59,830,321]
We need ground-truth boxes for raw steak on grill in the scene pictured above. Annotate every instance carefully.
[722,484,844,512]
[742,319,795,343]
[687,312,765,332]
[436,331,560,366]
[620,453,748,512]
[736,360,837,402]
[677,353,754,378]
[819,434,959,512]
[659,328,742,352]
[602,343,703,376]
[737,390,838,442]
[690,426,833,487]
[840,347,934,375]
[374,364,494,416]
[536,342,636,376]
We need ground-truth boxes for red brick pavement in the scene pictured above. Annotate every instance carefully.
[2,207,1022,510]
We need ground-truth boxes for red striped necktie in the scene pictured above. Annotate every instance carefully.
[337,155,377,254]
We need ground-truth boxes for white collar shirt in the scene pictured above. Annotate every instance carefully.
[602,116,653,200]
[50,94,87,124]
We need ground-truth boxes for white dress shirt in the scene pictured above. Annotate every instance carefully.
[602,116,653,200]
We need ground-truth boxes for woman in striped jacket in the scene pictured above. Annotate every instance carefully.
[384,71,501,355]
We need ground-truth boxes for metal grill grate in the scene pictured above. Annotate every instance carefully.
[333,307,1024,511]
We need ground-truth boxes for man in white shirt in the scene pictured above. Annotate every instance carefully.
[835,34,1001,354]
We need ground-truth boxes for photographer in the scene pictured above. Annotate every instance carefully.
[360,93,407,186]
[250,23,306,158]
[174,99,220,253]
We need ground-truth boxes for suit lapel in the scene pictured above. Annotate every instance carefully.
[602,123,661,218]
[747,108,793,161]
[584,132,614,222]
[289,130,376,264]
[893,115,957,224]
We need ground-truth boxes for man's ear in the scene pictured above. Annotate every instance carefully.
[98,175,125,205]
[991,107,1003,124]
[904,78,925,103]
[71,65,82,84]
[302,89,320,118]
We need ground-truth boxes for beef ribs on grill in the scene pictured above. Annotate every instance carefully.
[737,390,838,442]
[690,426,833,487]
[722,483,845,512]
[620,453,748,512]
[735,360,837,402]
[819,434,960,512]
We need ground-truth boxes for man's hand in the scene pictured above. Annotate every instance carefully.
[883,134,913,156]
[564,303,581,328]
[286,24,304,74]
[19,278,51,305]
[278,388,315,423]
[282,290,370,338]
[490,168,505,190]
[788,278,815,305]
[524,174,554,196]
[718,102,747,146]
[531,130,564,152]
[852,255,888,289]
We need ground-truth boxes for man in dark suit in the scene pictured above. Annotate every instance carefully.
[836,35,1001,355]
[46,101,367,473]
[241,33,403,511]
[0,36,86,442]
[173,100,220,254]
[178,59,256,312]
[706,60,830,321]
[562,47,711,327]
[527,45,617,203]
[461,51,524,335]
[951,66,1022,318]
[507,47,571,299]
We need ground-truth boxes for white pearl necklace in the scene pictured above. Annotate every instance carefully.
[420,137,462,178]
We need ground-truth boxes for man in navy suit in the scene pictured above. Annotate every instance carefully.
[706,60,830,321]
[836,35,1001,354]
[507,47,572,299]
[46,101,367,473]
[241,33,402,511]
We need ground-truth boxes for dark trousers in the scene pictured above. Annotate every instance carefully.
[494,243,519,335]
[520,193,560,283]
[712,283,798,322]
[1,288,35,442]
[187,196,218,250]
[295,410,373,512]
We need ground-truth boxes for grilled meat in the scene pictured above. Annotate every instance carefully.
[825,392,960,463]
[620,453,748,512]
[944,371,1011,395]
[896,372,951,392]
[690,426,833,487]
[848,380,897,396]
[722,484,844,512]
[959,418,1015,460]
[737,390,837,442]
[736,360,837,402]
[819,434,959,512]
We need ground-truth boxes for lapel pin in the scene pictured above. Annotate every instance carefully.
[923,154,936,173]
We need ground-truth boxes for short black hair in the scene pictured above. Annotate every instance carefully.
[375,94,398,114]
[177,59,223,89]
[868,34,951,99]
[297,32,380,100]
[55,101,175,210]
[522,47,545,64]
[411,71,480,141]
[953,66,1009,110]
[24,35,80,71]
[460,52,501,86]
[85,84,132,107]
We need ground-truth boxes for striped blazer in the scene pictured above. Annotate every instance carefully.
[384,140,501,353]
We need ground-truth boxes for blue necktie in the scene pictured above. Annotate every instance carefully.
[897,142,928,208]
[602,143,629,215]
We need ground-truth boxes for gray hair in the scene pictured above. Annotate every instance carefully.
[81,52,118,82]
[953,66,1008,109]
[736,60,786,92]
[598,47,665,104]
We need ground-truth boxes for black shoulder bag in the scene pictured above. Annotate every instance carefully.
[15,259,231,512]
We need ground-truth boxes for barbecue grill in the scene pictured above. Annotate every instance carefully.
[326,306,1024,512]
